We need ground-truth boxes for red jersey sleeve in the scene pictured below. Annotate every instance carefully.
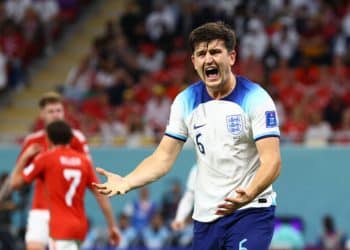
[85,157,99,188]
[21,154,46,184]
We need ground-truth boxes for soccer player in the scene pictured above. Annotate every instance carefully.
[3,92,119,250]
[170,165,197,231]
[9,120,121,250]
[93,21,281,250]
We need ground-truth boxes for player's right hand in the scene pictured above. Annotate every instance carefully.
[92,168,131,197]
[171,220,186,231]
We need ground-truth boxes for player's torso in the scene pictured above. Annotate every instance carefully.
[186,93,257,180]
[22,130,88,209]
[44,147,89,215]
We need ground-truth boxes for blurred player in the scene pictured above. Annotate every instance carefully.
[2,91,118,250]
[93,22,281,250]
[9,120,121,250]
[171,165,197,231]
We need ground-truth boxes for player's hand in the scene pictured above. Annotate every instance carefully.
[92,168,131,197]
[171,220,186,231]
[108,225,121,246]
[215,188,253,215]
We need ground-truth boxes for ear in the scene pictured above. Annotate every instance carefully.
[229,50,236,66]
[39,109,45,119]
[191,54,196,69]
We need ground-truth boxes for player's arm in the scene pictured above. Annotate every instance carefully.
[217,137,281,214]
[93,135,184,196]
[90,189,121,246]
[245,137,281,199]
[9,144,42,189]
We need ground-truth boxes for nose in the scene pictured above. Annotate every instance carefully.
[204,52,214,64]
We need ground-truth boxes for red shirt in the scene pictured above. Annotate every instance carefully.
[18,129,89,209]
[21,146,98,240]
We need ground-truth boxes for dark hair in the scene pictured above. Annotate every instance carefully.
[46,120,73,145]
[323,215,335,233]
[38,92,62,108]
[189,21,236,53]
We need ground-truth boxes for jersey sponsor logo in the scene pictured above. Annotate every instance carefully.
[193,123,206,129]
[265,111,277,128]
[59,156,82,166]
[226,114,242,135]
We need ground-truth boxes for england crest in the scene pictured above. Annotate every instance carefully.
[226,115,242,135]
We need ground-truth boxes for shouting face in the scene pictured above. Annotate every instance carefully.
[191,39,236,96]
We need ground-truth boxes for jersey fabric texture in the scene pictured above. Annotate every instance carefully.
[186,165,197,193]
[192,206,275,250]
[165,76,280,222]
[18,129,89,210]
[21,146,98,240]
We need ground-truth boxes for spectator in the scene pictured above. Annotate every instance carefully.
[0,172,18,250]
[141,212,171,250]
[117,213,138,249]
[304,108,332,147]
[4,0,31,23]
[318,214,346,250]
[99,107,128,146]
[0,49,7,92]
[31,0,59,54]
[144,84,171,142]
[332,107,350,145]
[323,95,346,130]
[62,55,95,102]
[0,19,26,90]
[123,186,157,233]
[240,17,268,60]
[271,16,299,63]
[137,43,165,73]
[160,178,182,224]
[270,222,305,250]
[282,104,308,144]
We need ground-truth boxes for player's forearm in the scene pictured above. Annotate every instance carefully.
[0,177,12,203]
[125,153,174,189]
[93,190,117,228]
[125,137,182,190]
[246,157,281,199]
[9,155,28,189]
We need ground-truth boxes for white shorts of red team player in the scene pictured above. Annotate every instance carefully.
[25,209,50,244]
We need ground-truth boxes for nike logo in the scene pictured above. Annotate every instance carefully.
[193,123,206,129]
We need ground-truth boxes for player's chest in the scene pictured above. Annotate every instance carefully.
[187,101,251,141]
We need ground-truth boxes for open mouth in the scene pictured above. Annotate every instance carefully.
[205,67,219,80]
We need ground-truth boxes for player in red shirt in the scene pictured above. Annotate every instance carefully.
[9,120,121,250]
[2,92,119,250]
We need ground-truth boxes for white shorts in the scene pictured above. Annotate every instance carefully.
[25,209,50,244]
[49,239,80,250]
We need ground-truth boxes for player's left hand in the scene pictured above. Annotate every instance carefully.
[215,188,254,215]
[108,225,122,246]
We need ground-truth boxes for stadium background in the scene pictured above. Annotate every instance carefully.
[1,0,350,249]
[1,146,349,247]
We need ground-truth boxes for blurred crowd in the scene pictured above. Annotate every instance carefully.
[3,0,350,147]
[0,0,94,97]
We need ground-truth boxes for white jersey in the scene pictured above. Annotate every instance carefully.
[165,76,280,222]
[186,165,197,193]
